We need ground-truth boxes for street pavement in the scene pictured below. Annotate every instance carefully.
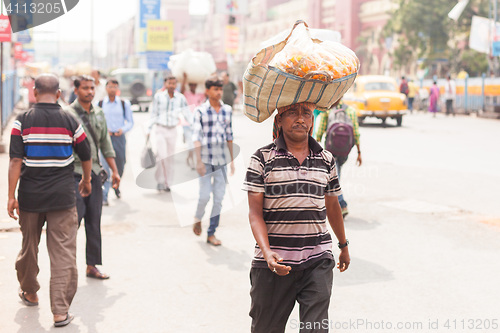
[1,109,499,333]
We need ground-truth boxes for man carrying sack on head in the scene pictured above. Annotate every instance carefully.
[242,21,359,332]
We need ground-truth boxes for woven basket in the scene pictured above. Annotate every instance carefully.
[243,21,358,123]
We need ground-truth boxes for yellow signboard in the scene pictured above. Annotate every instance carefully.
[225,25,239,54]
[147,20,174,51]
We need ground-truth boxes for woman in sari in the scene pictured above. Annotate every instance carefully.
[428,81,440,117]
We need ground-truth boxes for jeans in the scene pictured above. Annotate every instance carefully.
[195,164,227,236]
[408,97,414,112]
[335,155,348,208]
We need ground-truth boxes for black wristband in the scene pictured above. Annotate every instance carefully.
[338,240,349,249]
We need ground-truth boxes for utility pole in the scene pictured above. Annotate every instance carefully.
[90,0,94,66]
[0,1,5,147]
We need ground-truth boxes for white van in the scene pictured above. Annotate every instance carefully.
[110,68,154,112]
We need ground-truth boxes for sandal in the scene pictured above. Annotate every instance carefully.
[193,221,202,236]
[207,235,222,246]
[86,266,110,280]
[54,313,74,327]
[19,290,38,306]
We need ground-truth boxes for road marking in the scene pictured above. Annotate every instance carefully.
[381,199,458,214]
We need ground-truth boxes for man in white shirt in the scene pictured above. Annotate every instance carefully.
[147,76,189,191]
[444,74,456,116]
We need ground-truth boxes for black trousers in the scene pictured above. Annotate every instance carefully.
[74,172,103,266]
[250,258,335,333]
[446,99,454,115]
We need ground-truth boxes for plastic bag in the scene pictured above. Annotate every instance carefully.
[269,24,359,82]
[168,49,216,84]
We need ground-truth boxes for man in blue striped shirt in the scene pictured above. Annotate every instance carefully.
[192,76,235,246]
[8,74,92,327]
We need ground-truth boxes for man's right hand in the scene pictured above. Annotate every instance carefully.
[78,180,92,197]
[196,161,206,177]
[264,250,291,276]
[7,198,19,220]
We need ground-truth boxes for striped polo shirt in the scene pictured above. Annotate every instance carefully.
[10,103,91,212]
[243,135,342,270]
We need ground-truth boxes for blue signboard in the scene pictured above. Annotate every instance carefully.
[493,41,500,57]
[140,0,161,28]
[17,30,31,44]
[146,51,173,70]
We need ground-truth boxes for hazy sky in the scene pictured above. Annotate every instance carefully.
[30,0,137,42]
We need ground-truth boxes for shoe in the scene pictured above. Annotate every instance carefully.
[341,207,349,219]
[207,235,222,246]
[164,187,171,192]
[86,266,110,280]
[54,313,74,327]
[19,290,38,306]
[102,200,109,206]
[114,188,121,198]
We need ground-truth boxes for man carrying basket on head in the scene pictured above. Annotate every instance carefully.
[242,21,359,332]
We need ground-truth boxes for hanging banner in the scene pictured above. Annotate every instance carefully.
[469,15,500,54]
[225,25,239,54]
[0,15,12,42]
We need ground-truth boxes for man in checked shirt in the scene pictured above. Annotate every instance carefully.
[191,75,235,246]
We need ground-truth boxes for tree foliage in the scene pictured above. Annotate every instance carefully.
[384,0,490,75]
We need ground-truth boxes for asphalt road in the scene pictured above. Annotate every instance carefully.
[0,109,499,332]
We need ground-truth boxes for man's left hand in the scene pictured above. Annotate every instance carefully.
[337,248,350,272]
[356,152,362,166]
[115,129,123,137]
[111,173,121,189]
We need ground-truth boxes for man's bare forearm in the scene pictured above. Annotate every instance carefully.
[325,195,347,243]
[8,158,22,199]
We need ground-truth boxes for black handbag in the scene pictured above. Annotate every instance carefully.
[98,168,109,185]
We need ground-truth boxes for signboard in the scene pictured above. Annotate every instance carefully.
[493,41,500,56]
[14,42,23,59]
[225,25,239,54]
[0,15,12,42]
[146,20,173,51]
[140,0,161,28]
[146,51,172,70]
[17,30,32,44]
[215,0,248,15]
[137,0,161,53]
[469,15,500,54]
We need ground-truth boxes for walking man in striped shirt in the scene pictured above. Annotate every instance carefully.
[147,76,189,192]
[8,73,93,327]
[243,102,350,333]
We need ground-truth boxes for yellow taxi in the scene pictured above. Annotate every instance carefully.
[342,75,407,126]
